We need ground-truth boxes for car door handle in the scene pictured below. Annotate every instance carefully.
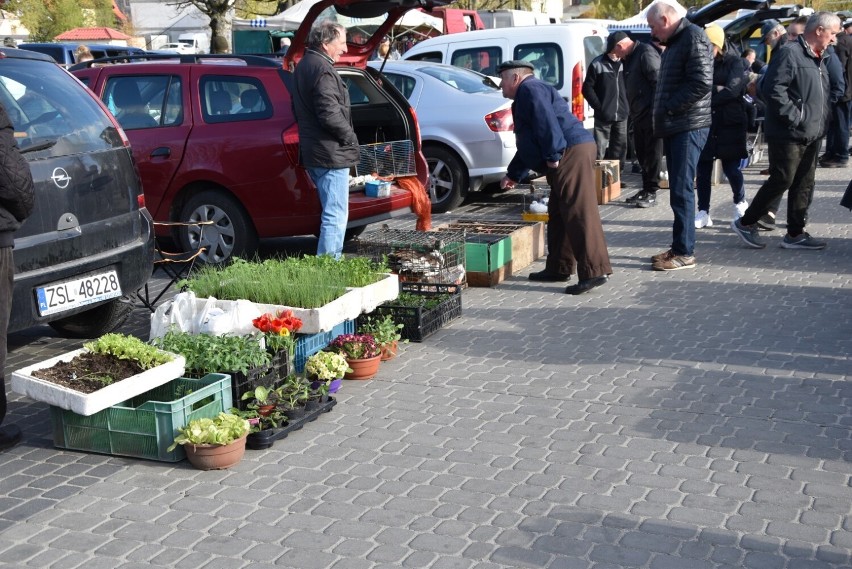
[151,147,170,158]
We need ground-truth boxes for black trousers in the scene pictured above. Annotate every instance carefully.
[0,247,12,424]
[632,114,663,194]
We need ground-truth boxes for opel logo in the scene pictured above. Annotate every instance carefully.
[51,168,71,189]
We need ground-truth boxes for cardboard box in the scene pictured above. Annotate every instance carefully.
[438,219,545,275]
[463,234,512,287]
[595,160,621,204]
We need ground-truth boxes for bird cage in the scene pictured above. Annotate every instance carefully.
[356,140,416,178]
[354,228,466,284]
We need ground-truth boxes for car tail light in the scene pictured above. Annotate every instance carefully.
[571,62,585,122]
[484,108,513,132]
[281,123,300,165]
[137,194,145,209]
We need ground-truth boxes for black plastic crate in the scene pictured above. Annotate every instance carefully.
[363,282,462,342]
[186,350,291,411]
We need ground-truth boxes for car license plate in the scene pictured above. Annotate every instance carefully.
[36,271,123,316]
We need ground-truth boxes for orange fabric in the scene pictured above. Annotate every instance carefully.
[394,176,432,231]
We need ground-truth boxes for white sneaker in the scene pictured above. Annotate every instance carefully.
[734,200,748,220]
[695,210,713,228]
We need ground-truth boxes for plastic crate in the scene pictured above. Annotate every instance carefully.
[50,373,232,462]
[294,319,355,372]
[363,282,462,342]
[212,350,291,411]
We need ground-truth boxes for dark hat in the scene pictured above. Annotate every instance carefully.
[606,31,629,54]
[496,60,535,73]
[843,20,852,30]
[760,19,782,40]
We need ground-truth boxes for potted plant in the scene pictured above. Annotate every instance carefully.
[252,309,303,374]
[167,412,250,470]
[327,333,381,380]
[359,314,406,361]
[275,375,311,421]
[240,385,279,417]
[304,351,350,394]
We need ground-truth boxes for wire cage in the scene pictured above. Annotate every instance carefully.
[354,228,466,284]
[357,140,416,178]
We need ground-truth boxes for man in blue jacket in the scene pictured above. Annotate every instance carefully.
[732,12,841,250]
[498,60,611,295]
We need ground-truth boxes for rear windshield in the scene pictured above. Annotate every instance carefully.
[0,58,123,158]
[418,65,499,94]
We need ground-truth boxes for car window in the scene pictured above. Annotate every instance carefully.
[451,48,502,76]
[514,43,562,88]
[382,73,416,100]
[103,76,173,130]
[418,66,500,94]
[406,51,443,64]
[584,36,606,68]
[0,58,123,157]
[200,76,273,123]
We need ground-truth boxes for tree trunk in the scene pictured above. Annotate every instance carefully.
[210,14,232,53]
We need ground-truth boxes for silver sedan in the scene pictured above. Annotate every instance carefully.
[368,60,515,213]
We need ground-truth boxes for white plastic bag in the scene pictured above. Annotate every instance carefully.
[199,299,262,336]
[149,291,198,339]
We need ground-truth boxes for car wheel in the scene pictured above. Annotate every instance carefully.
[48,299,132,338]
[425,146,467,214]
[178,190,257,265]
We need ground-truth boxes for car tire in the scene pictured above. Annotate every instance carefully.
[48,299,132,339]
[178,190,258,265]
[425,145,467,214]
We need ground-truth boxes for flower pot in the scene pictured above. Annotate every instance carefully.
[380,340,399,361]
[184,434,247,470]
[344,355,381,380]
[257,404,276,417]
[283,405,308,422]
[309,377,343,394]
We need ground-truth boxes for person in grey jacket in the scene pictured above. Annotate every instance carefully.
[0,102,35,452]
[732,12,841,251]
[647,1,712,272]
[292,20,359,259]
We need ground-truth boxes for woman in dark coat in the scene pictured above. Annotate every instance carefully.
[694,25,750,229]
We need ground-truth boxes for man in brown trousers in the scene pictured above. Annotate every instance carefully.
[498,60,612,295]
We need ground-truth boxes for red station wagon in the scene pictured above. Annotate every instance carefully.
[71,0,447,263]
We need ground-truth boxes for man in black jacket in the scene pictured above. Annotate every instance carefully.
[611,32,663,208]
[292,21,359,259]
[647,2,713,271]
[733,12,841,250]
[0,103,35,452]
[582,32,628,170]
[820,19,851,167]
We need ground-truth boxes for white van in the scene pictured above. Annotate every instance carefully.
[401,23,608,130]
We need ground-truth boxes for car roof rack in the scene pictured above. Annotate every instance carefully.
[68,53,282,72]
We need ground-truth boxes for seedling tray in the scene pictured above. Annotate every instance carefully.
[245,396,337,450]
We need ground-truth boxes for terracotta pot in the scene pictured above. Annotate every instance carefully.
[344,355,381,380]
[257,404,276,417]
[380,340,399,361]
[184,434,247,470]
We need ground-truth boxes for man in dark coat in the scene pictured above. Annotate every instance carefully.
[820,19,851,167]
[498,60,612,295]
[611,32,663,208]
[694,24,751,229]
[582,32,629,170]
[0,102,35,451]
[647,1,713,271]
[292,20,359,259]
[732,12,841,250]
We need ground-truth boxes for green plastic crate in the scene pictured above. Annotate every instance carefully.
[50,373,232,462]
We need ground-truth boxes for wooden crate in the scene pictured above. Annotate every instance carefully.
[439,219,545,275]
[595,160,621,204]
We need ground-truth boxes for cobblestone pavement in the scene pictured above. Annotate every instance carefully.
[1,161,851,569]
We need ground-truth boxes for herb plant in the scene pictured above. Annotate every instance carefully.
[151,331,270,375]
[359,314,405,346]
[85,333,174,370]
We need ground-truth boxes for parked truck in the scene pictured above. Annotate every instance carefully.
[177,32,210,54]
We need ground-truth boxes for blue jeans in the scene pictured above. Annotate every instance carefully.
[664,128,708,256]
[695,158,745,213]
[307,167,349,258]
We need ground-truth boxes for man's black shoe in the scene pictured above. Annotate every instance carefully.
[528,270,570,282]
[0,425,22,452]
[565,275,608,295]
[625,191,644,204]
[756,213,776,231]
[635,192,656,208]
[820,159,848,169]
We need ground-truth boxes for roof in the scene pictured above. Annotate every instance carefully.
[54,27,132,41]
[113,0,127,22]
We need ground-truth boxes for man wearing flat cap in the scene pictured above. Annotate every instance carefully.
[498,60,612,295]
[582,32,629,172]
